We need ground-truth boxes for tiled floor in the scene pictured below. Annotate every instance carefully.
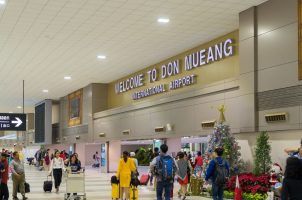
[8,165,210,200]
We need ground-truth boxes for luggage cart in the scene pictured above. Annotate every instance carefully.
[64,171,86,200]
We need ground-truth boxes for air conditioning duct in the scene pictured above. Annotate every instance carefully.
[122,130,130,136]
[98,133,106,137]
[265,112,287,123]
[155,126,165,133]
[201,120,216,128]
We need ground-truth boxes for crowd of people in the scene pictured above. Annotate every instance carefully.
[0,147,84,200]
[117,139,302,200]
[0,139,301,200]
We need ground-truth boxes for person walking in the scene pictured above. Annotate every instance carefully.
[177,152,190,200]
[66,154,82,199]
[117,151,136,200]
[194,151,203,176]
[0,153,9,200]
[49,150,65,193]
[281,157,302,200]
[150,144,178,200]
[205,147,229,200]
[43,149,50,171]
[92,152,100,168]
[150,147,159,186]
[10,151,28,200]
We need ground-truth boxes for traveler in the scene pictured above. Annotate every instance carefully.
[194,151,203,176]
[60,150,66,161]
[66,154,82,198]
[281,157,302,200]
[10,151,28,200]
[205,147,229,200]
[49,150,65,193]
[43,149,50,171]
[93,152,100,167]
[74,153,81,167]
[117,151,136,200]
[130,152,138,168]
[150,144,178,200]
[176,152,191,200]
[150,147,159,186]
[0,153,9,200]
[294,148,302,160]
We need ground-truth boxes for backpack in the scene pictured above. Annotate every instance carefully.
[155,155,175,182]
[93,154,96,159]
[214,158,228,186]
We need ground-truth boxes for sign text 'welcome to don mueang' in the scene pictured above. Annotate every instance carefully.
[115,38,234,100]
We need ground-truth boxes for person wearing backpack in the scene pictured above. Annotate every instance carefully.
[205,147,229,200]
[150,144,178,200]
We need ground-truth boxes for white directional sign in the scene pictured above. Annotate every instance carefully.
[0,113,26,131]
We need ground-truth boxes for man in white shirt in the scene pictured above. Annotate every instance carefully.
[10,152,27,200]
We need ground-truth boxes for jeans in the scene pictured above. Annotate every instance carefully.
[156,181,172,200]
[53,169,62,188]
[212,184,224,200]
[0,183,9,200]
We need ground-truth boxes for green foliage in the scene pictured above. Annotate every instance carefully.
[136,147,152,166]
[242,192,267,200]
[254,131,272,175]
[223,191,234,199]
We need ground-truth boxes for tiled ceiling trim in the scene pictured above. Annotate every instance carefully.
[0,0,267,112]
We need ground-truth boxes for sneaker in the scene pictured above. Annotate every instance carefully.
[13,197,19,200]
[22,196,28,200]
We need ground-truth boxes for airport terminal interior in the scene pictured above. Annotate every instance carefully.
[0,0,302,199]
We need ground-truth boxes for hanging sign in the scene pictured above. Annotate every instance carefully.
[0,113,26,131]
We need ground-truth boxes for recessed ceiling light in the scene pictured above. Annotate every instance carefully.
[42,89,49,93]
[17,106,22,109]
[97,55,106,59]
[0,0,5,5]
[64,76,71,80]
[9,111,13,114]
[157,18,170,23]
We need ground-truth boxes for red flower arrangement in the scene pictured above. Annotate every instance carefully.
[226,173,270,194]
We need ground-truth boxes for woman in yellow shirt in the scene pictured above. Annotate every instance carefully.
[117,151,136,200]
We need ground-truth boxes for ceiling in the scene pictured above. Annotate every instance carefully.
[0,0,267,113]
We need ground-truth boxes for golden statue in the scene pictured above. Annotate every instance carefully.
[218,104,226,123]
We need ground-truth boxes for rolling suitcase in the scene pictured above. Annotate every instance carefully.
[130,185,138,200]
[43,175,53,192]
[139,174,150,185]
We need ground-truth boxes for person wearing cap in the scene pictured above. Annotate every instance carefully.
[130,152,138,169]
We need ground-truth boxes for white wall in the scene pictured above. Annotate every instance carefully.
[108,140,121,172]
[166,137,181,157]
[236,130,302,170]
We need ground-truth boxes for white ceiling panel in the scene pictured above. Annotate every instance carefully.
[0,0,267,113]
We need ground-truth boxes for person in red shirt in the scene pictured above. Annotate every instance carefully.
[194,151,203,177]
[0,153,9,200]
[59,151,66,161]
